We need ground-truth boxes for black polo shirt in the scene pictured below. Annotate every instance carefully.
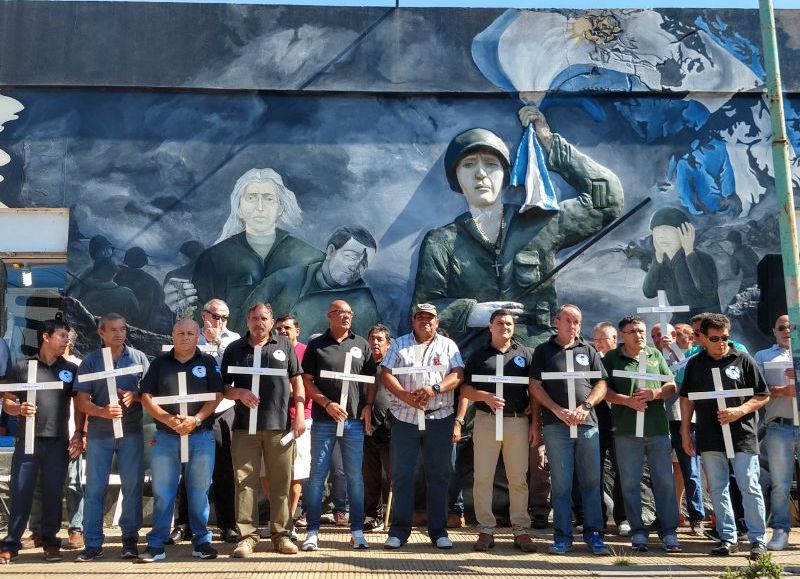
[302,330,370,423]
[363,355,391,437]
[7,356,77,439]
[139,348,224,433]
[530,336,606,427]
[221,334,302,431]
[465,341,533,415]
[680,348,767,454]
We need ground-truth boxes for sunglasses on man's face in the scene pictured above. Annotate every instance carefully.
[776,324,793,332]
[204,310,229,321]
[707,335,730,343]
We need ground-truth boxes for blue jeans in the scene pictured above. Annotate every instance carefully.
[669,421,705,521]
[83,431,144,548]
[305,420,364,532]
[65,457,84,532]
[543,423,604,545]
[147,429,215,548]
[701,451,767,545]
[0,437,69,551]
[763,422,800,531]
[615,435,679,541]
[390,415,454,543]
[329,444,348,513]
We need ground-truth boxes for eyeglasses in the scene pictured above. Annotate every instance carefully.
[330,309,354,317]
[776,324,793,332]
[707,335,730,343]
[203,310,229,321]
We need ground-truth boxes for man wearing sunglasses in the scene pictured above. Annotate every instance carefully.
[754,315,798,552]
[679,313,769,560]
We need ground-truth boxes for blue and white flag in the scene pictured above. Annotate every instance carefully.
[511,124,558,212]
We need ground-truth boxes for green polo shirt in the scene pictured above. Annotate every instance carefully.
[602,346,673,437]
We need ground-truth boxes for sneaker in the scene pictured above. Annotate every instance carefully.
[220,528,239,544]
[513,533,537,553]
[20,533,42,550]
[75,546,104,562]
[350,531,369,550]
[750,542,767,560]
[662,535,683,554]
[294,514,308,528]
[191,542,218,560]
[137,546,166,563]
[232,538,257,558]
[473,532,495,552]
[690,519,707,537]
[548,540,572,555]
[710,541,738,556]
[767,529,789,551]
[587,532,609,556]
[704,526,721,542]
[43,545,63,562]
[618,521,631,537]
[363,518,385,533]
[384,536,403,549]
[334,511,349,527]
[275,536,299,554]
[446,513,464,529]
[121,536,139,559]
[301,532,318,552]
[435,536,453,549]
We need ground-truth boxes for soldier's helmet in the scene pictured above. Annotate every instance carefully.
[444,128,511,193]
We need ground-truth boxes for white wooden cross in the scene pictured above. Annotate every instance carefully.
[540,350,602,438]
[77,347,144,439]
[471,354,530,441]
[637,290,689,362]
[612,351,674,437]
[0,360,66,454]
[688,367,754,459]
[150,372,218,463]
[763,360,800,426]
[389,345,446,431]
[227,346,289,434]
[319,351,375,437]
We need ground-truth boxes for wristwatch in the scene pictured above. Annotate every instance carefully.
[581,401,593,411]
[432,383,442,394]
[194,416,202,427]
[454,417,465,426]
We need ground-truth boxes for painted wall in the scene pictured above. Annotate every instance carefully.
[1,3,799,355]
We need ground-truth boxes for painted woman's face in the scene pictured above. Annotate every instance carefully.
[238,181,282,235]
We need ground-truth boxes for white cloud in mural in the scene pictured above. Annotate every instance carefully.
[0,93,24,185]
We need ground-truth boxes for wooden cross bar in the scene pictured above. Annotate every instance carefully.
[540,350,602,438]
[612,351,673,437]
[227,346,288,434]
[319,352,375,437]
[389,345,446,431]
[470,354,529,441]
[637,290,689,362]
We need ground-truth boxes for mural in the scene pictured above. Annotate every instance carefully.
[1,4,799,357]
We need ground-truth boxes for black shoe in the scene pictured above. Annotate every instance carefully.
[531,515,550,529]
[750,542,767,560]
[191,542,218,560]
[121,536,139,559]
[75,547,104,562]
[221,529,239,544]
[704,526,721,542]
[710,541,738,556]
[167,527,189,545]
[136,546,166,563]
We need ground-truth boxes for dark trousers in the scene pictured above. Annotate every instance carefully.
[1,437,69,551]
[175,407,237,532]
[599,427,626,526]
[363,428,391,520]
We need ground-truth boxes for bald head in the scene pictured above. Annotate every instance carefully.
[327,300,354,335]
[172,317,200,358]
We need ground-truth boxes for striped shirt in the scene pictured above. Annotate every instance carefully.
[381,332,464,425]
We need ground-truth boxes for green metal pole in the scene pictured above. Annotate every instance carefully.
[758,0,800,396]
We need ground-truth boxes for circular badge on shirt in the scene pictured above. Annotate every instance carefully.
[273,349,287,362]
[192,365,207,378]
[349,347,363,360]
[724,365,741,381]
[514,356,526,368]
[574,353,590,367]
[58,370,74,383]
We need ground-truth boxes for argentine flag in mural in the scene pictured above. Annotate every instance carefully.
[471,8,800,218]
